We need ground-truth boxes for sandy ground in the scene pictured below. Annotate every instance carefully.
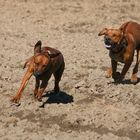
[0,0,140,139]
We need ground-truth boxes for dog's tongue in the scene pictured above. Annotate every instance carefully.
[104,44,111,48]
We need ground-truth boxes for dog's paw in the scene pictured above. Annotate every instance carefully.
[105,73,112,78]
[131,74,138,84]
[35,94,42,102]
[105,68,112,78]
[11,96,21,106]
[113,72,124,83]
[37,97,42,102]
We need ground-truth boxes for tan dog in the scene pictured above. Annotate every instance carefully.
[11,40,65,103]
[98,21,140,83]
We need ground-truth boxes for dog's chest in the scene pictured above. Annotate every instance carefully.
[35,70,53,80]
[109,51,125,63]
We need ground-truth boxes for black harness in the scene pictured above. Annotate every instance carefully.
[41,50,61,72]
[47,51,61,58]
[41,47,61,58]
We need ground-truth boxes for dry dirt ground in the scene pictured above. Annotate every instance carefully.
[0,0,140,140]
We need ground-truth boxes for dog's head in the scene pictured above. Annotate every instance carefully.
[33,41,50,77]
[98,28,124,50]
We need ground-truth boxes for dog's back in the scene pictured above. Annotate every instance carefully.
[42,47,61,56]
[41,47,64,73]
[120,21,140,47]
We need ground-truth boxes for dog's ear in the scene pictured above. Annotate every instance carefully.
[34,40,42,55]
[23,61,28,69]
[98,28,108,36]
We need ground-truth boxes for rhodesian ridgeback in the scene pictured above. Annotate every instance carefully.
[11,40,65,103]
[98,21,140,83]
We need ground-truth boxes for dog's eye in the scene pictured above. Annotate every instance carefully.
[35,63,39,66]
[112,34,116,37]
[43,65,47,67]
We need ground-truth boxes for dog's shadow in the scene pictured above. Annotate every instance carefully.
[109,78,140,85]
[121,78,140,85]
[40,90,73,108]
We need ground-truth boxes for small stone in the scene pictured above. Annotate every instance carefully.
[67,129,72,133]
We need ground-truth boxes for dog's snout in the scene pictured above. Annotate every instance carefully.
[105,36,111,41]
[104,36,112,45]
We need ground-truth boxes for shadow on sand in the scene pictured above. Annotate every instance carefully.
[108,78,140,85]
[40,90,74,108]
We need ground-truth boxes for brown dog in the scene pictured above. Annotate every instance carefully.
[11,40,65,103]
[98,21,140,83]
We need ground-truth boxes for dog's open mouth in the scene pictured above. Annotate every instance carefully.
[104,44,112,49]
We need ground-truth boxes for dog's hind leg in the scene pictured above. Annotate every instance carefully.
[131,49,140,83]
[53,62,65,93]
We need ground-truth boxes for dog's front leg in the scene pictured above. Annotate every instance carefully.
[11,70,33,103]
[111,59,118,80]
[34,78,40,97]
[35,80,48,101]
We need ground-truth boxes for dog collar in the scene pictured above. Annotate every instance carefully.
[45,58,52,72]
